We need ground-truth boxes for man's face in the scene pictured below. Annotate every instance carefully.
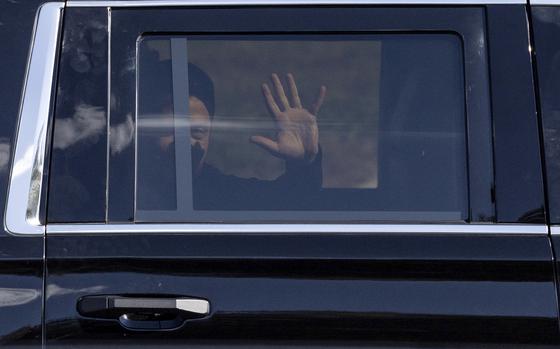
[189,96,211,174]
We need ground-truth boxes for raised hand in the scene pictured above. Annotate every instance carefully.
[250,73,326,163]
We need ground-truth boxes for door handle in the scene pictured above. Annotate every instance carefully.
[77,296,210,330]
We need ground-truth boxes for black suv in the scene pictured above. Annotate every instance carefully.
[2,0,560,348]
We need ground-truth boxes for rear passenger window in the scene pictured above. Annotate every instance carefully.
[47,7,494,224]
[135,34,468,222]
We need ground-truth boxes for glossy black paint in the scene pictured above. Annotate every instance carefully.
[0,1,47,347]
[46,233,559,345]
[486,6,546,223]
[106,6,495,223]
[530,6,560,225]
[43,4,560,348]
[531,4,560,334]
[550,235,560,333]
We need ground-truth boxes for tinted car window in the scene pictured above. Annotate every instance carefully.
[47,8,108,223]
[135,34,468,222]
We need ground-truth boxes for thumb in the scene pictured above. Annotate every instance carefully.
[250,135,280,155]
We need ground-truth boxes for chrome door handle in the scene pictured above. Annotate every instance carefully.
[175,298,210,314]
[109,297,210,315]
[78,295,210,330]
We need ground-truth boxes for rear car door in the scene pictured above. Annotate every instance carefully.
[529,0,560,332]
[5,1,559,347]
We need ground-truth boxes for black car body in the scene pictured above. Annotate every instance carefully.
[2,0,560,348]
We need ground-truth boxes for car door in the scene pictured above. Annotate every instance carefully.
[5,1,559,348]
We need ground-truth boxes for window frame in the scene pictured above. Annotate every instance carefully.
[7,0,546,236]
[106,5,494,224]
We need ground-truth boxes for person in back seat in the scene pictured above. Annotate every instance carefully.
[187,64,327,210]
[139,61,327,211]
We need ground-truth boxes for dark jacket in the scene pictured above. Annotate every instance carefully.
[137,137,322,211]
[193,149,323,210]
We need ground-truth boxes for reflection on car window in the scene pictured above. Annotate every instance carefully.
[135,34,467,222]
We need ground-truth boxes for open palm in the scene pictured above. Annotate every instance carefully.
[251,73,327,163]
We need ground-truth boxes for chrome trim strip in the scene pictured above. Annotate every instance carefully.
[105,8,112,222]
[549,226,560,235]
[47,223,548,235]
[4,2,64,236]
[531,0,560,4]
[67,0,525,7]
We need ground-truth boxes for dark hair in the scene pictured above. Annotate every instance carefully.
[188,63,215,117]
[138,47,215,117]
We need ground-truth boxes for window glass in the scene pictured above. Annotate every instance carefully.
[135,34,467,222]
[48,8,108,223]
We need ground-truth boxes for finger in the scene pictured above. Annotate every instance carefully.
[271,73,290,110]
[287,73,302,108]
[250,135,280,155]
[262,83,281,118]
[311,85,327,116]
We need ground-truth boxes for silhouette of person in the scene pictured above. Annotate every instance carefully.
[187,65,327,210]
